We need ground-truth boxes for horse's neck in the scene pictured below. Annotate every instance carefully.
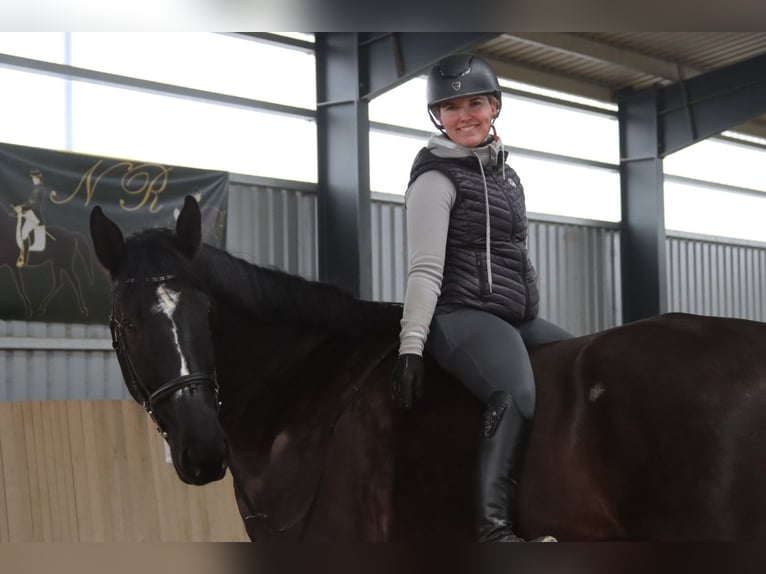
[200,245,402,340]
[210,300,400,448]
[211,306,327,425]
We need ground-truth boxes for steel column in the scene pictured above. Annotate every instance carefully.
[315,33,372,298]
[619,88,667,323]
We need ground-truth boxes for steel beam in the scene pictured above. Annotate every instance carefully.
[659,52,766,156]
[360,32,499,100]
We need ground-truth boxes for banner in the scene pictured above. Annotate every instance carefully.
[0,142,229,324]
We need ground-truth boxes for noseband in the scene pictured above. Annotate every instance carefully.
[109,273,220,437]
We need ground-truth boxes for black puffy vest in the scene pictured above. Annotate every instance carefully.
[409,148,539,324]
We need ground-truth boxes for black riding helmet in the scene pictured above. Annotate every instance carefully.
[426,53,502,132]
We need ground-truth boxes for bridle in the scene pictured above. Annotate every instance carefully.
[109,273,221,437]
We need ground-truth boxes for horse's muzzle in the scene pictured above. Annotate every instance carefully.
[175,446,228,485]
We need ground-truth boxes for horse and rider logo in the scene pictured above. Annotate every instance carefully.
[1,167,95,318]
[13,168,52,268]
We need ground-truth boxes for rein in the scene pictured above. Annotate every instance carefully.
[229,339,398,541]
[110,273,220,437]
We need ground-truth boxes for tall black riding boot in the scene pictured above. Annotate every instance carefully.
[477,390,555,542]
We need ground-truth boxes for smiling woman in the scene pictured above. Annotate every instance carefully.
[392,53,575,543]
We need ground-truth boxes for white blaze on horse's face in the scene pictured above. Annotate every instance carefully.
[152,284,190,377]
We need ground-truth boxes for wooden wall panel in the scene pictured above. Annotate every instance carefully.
[0,400,248,542]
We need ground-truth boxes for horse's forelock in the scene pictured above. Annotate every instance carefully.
[122,229,191,280]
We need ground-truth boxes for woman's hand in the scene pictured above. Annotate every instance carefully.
[392,353,425,409]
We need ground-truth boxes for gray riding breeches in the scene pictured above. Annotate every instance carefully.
[426,308,573,419]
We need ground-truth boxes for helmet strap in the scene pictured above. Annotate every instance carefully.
[428,106,447,136]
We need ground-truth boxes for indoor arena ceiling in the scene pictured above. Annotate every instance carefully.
[472,32,766,140]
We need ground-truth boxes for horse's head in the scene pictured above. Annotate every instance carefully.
[89,196,227,485]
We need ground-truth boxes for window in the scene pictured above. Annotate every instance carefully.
[495,95,619,165]
[0,68,68,150]
[369,76,433,133]
[512,155,620,222]
[0,33,317,181]
[369,129,425,195]
[664,138,766,193]
[70,33,316,110]
[69,80,317,181]
[665,181,766,242]
[664,138,766,241]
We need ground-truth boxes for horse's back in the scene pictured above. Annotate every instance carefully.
[523,312,766,541]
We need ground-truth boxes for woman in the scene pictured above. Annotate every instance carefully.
[392,53,573,542]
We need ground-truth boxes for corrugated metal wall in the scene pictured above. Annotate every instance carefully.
[371,193,408,304]
[226,177,318,280]
[3,178,766,401]
[528,214,621,336]
[667,231,766,320]
[0,322,119,401]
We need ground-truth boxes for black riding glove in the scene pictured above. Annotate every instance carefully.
[392,353,425,409]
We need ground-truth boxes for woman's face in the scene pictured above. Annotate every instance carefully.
[435,94,498,148]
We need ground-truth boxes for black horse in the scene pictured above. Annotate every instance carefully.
[0,212,94,317]
[89,195,766,541]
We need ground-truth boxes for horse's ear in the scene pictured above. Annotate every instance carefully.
[176,195,202,258]
[89,206,126,277]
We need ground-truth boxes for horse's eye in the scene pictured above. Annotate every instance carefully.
[122,321,137,334]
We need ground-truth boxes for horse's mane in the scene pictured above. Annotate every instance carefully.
[121,228,402,338]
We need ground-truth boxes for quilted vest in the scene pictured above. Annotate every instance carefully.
[408,148,539,324]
